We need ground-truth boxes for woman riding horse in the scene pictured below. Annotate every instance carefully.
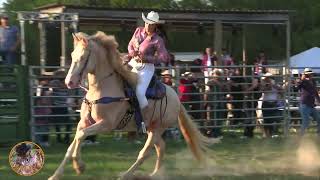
[127,11,169,129]
[48,12,219,180]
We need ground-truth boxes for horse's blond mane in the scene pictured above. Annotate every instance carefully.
[76,31,137,86]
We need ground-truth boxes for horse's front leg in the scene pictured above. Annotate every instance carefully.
[48,140,76,180]
[72,120,110,175]
[48,120,86,180]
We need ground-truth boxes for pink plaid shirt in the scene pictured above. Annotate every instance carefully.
[128,27,169,64]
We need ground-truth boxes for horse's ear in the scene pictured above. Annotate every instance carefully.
[72,33,79,42]
[80,38,88,47]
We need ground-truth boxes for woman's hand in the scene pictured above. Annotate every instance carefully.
[135,53,148,63]
[134,57,142,63]
[133,51,140,57]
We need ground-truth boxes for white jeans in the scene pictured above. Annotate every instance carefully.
[129,59,155,109]
[204,69,212,91]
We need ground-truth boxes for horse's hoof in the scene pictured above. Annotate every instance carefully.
[75,163,86,175]
[149,172,156,177]
[119,172,131,180]
[72,159,86,175]
[149,169,162,178]
[48,175,59,180]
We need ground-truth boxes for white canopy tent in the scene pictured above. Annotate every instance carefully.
[290,47,320,73]
[172,52,202,62]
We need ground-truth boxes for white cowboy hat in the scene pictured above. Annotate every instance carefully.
[263,72,273,77]
[161,70,172,76]
[303,68,314,74]
[291,69,299,75]
[142,11,165,24]
[182,71,192,77]
[261,72,273,80]
[212,68,223,76]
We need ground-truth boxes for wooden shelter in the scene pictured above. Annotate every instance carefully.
[18,3,292,72]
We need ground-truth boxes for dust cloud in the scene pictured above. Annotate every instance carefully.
[165,137,320,178]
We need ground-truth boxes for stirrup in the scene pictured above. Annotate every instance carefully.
[141,122,147,133]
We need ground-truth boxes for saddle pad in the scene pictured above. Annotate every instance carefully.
[124,75,166,100]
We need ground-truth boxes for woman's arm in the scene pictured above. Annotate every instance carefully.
[127,28,141,57]
[141,37,169,63]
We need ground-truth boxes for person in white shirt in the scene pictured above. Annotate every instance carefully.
[260,72,282,138]
[201,47,217,91]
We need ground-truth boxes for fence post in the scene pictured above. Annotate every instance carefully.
[28,67,36,141]
[16,65,30,140]
[175,66,180,97]
[284,19,291,137]
[284,66,291,137]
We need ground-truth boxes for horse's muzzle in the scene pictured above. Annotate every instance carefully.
[65,74,80,89]
[66,81,78,89]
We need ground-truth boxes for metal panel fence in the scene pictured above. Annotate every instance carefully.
[0,65,29,143]
[28,65,320,142]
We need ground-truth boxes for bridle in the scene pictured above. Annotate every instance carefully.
[73,36,113,91]
[78,48,91,91]
[72,33,92,91]
[77,48,114,92]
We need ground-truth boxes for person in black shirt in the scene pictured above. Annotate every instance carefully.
[49,71,73,144]
[244,73,262,138]
[296,68,320,136]
[227,68,246,125]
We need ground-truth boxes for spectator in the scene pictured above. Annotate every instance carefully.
[202,47,217,92]
[254,50,268,75]
[227,68,246,125]
[221,48,235,67]
[36,76,50,96]
[289,71,301,132]
[295,68,320,136]
[260,72,282,138]
[0,14,20,65]
[243,73,262,138]
[48,70,73,144]
[207,69,227,138]
[34,77,51,147]
[178,72,194,110]
[189,73,202,120]
[180,71,201,119]
[243,72,272,138]
[161,69,173,86]
[191,58,202,73]
[166,53,175,67]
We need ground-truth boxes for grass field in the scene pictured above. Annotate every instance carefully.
[1,133,320,180]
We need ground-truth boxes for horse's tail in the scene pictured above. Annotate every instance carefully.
[178,104,220,163]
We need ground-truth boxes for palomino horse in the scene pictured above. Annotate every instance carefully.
[48,31,218,180]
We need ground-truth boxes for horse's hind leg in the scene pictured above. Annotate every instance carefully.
[150,134,165,177]
[122,130,156,179]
